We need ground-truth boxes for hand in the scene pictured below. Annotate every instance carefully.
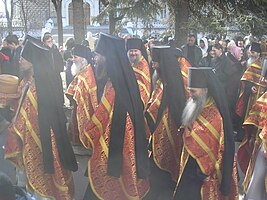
[251,86,257,93]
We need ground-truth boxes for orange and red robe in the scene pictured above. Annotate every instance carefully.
[66,64,98,149]
[146,56,191,181]
[235,59,266,121]
[176,97,239,200]
[237,91,267,192]
[5,77,74,200]
[79,57,151,199]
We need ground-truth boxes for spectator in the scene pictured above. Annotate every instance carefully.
[198,37,208,57]
[181,34,202,66]
[5,35,22,77]
[42,32,64,74]
[63,37,76,88]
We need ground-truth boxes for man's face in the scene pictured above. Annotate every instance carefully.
[95,53,108,83]
[72,55,84,65]
[182,87,208,128]
[187,36,195,46]
[71,55,87,76]
[188,87,208,100]
[127,49,142,64]
[44,37,53,48]
[249,50,260,59]
[209,50,215,57]
[7,42,16,50]
[212,47,222,58]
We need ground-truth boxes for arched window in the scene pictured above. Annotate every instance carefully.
[68,2,90,26]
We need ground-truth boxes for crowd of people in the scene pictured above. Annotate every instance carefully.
[0,31,266,200]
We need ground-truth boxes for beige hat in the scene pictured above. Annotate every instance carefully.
[0,74,20,102]
[0,74,19,94]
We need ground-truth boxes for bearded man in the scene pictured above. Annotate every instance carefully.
[234,42,266,141]
[143,46,189,199]
[65,44,96,148]
[173,67,238,200]
[126,38,151,106]
[80,33,151,200]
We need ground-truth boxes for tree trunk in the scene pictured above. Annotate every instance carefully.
[56,2,63,47]
[72,0,85,44]
[174,1,189,47]
[108,10,116,35]
[167,0,190,48]
[4,0,12,34]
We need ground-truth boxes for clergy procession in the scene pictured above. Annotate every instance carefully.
[0,31,266,200]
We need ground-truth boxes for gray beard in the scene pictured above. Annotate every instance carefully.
[71,59,87,76]
[128,55,141,65]
[182,93,207,129]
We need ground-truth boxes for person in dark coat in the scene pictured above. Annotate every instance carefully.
[5,35,22,77]
[181,34,202,67]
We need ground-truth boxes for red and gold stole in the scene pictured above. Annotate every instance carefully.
[132,56,151,108]
[147,79,182,181]
[178,56,191,98]
[72,64,98,149]
[84,80,150,200]
[5,78,74,200]
[145,57,190,181]
[82,58,152,199]
[238,92,267,192]
[236,60,266,118]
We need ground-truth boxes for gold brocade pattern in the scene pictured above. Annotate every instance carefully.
[67,64,98,149]
[178,56,191,98]
[177,99,238,200]
[147,80,182,181]
[152,108,182,181]
[5,79,74,200]
[236,60,266,119]
[238,92,267,192]
[146,56,190,180]
[83,58,151,199]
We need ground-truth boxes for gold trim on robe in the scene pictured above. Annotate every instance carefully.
[237,92,267,192]
[177,98,239,200]
[146,56,190,181]
[66,64,98,148]
[82,58,151,199]
[5,78,74,200]
[235,60,266,119]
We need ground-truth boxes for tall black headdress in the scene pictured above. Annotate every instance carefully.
[21,35,78,173]
[95,33,149,178]
[72,44,93,65]
[250,42,261,53]
[147,46,186,132]
[126,37,149,63]
[188,67,235,195]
